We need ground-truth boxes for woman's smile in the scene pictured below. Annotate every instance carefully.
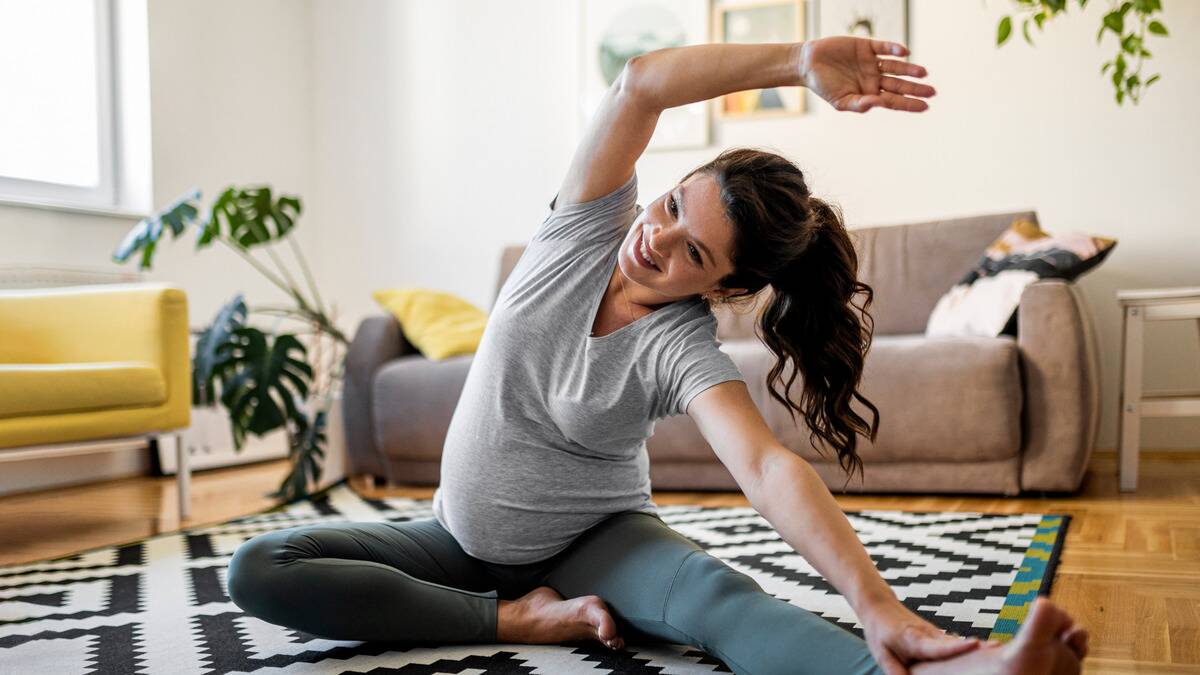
[633,230,660,271]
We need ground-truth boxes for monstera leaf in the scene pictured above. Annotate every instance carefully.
[113,185,304,266]
[196,186,302,250]
[192,294,248,407]
[271,408,327,502]
[111,189,202,270]
[216,328,313,451]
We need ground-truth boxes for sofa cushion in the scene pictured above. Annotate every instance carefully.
[372,288,487,360]
[693,335,1023,465]
[925,219,1117,338]
[372,354,473,461]
[0,362,166,418]
[708,212,1037,342]
[850,212,1038,335]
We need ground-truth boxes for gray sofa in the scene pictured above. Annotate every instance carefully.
[343,210,1102,495]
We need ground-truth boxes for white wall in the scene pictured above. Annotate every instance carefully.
[0,0,316,495]
[308,0,1199,452]
[307,0,582,324]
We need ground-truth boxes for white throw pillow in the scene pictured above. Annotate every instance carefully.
[925,269,1039,338]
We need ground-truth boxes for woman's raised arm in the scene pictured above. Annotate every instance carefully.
[554,38,935,210]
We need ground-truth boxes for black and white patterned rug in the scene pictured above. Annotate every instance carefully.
[0,480,1068,674]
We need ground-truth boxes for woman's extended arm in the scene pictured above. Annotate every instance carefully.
[688,381,978,675]
[625,39,932,114]
[553,37,934,210]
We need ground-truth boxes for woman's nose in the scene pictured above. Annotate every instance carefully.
[646,222,670,248]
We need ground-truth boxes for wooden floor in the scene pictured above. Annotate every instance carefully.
[1,450,1197,674]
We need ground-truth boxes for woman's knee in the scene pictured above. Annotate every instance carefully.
[226,528,300,617]
[663,551,776,648]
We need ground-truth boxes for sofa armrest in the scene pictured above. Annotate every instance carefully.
[343,314,416,479]
[1017,280,1102,491]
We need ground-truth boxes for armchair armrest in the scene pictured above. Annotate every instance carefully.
[343,314,416,479]
[0,282,191,431]
[1017,280,1102,491]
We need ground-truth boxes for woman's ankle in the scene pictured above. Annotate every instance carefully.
[496,598,526,643]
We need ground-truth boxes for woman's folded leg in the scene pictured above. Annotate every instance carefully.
[226,518,500,644]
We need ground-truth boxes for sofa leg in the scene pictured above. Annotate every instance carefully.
[176,432,191,521]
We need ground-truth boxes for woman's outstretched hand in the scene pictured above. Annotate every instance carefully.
[797,36,936,113]
[860,598,982,674]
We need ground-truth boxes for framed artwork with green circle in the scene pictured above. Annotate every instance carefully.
[581,0,712,151]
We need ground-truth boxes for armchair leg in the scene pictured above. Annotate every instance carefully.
[176,433,191,521]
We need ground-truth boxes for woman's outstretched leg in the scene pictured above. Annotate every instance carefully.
[540,511,882,675]
[226,518,500,643]
[540,510,1086,675]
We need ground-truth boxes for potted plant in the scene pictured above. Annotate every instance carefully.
[112,186,346,502]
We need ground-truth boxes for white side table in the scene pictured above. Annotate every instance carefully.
[1116,286,1200,492]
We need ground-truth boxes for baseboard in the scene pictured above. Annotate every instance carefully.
[1091,447,1200,459]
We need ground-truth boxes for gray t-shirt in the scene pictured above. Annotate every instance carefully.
[431,172,745,564]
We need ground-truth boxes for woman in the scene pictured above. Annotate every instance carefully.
[228,36,1088,674]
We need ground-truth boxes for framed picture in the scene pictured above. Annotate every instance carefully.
[714,0,806,119]
[817,0,909,46]
[581,0,711,151]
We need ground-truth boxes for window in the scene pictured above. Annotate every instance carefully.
[0,0,151,215]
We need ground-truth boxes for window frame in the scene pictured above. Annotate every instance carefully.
[0,0,121,212]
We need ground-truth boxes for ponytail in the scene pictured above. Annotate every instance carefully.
[760,199,879,485]
[682,148,880,486]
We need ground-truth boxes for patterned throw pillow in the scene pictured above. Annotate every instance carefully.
[925,219,1117,338]
[372,288,488,360]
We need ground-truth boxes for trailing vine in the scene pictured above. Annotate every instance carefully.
[996,0,1169,105]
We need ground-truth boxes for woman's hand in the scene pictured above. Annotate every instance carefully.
[797,36,936,113]
[860,598,983,674]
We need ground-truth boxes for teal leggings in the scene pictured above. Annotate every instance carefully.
[227,511,882,675]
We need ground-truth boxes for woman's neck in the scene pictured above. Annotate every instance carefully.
[610,266,683,311]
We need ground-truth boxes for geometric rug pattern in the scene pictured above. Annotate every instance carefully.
[0,481,1068,674]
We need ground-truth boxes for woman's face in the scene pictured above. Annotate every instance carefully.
[617,172,744,305]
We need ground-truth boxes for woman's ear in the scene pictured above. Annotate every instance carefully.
[704,287,750,303]
[715,287,749,300]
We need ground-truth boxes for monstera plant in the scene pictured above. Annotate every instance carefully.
[112,186,348,502]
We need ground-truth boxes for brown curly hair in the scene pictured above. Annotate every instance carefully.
[682,147,880,485]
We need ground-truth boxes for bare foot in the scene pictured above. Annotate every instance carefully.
[913,598,1088,675]
[497,586,625,650]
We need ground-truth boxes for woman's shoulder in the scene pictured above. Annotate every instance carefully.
[533,173,640,245]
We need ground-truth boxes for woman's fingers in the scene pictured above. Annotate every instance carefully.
[880,75,936,98]
[872,40,908,57]
[874,648,909,675]
[839,91,929,114]
[879,59,928,79]
[914,635,981,660]
[876,91,929,112]
[838,94,881,113]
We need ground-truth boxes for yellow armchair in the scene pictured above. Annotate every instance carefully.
[0,283,193,518]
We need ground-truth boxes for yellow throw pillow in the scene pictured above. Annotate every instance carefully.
[372,288,487,360]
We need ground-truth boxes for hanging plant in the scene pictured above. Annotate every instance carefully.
[995,0,1169,105]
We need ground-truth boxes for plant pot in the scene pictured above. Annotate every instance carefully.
[158,405,288,475]
[315,389,347,490]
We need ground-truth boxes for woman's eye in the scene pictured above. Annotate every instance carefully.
[668,196,677,217]
[688,243,701,264]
